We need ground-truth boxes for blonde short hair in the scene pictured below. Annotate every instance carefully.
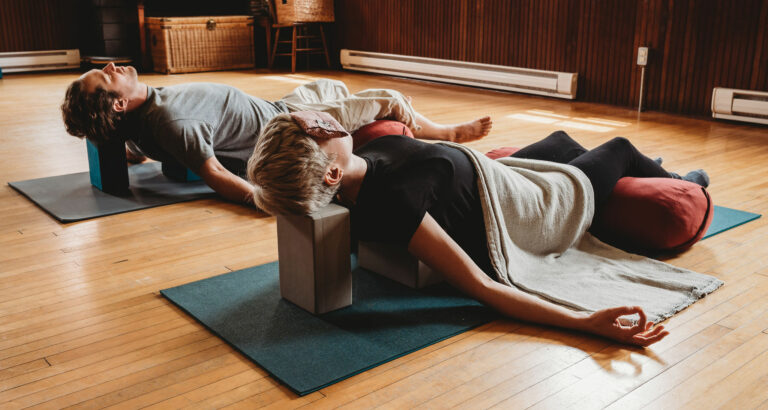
[247,113,339,215]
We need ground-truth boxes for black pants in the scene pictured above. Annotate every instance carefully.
[511,131,670,208]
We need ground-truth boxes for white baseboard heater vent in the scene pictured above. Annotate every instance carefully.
[340,49,578,100]
[0,49,81,73]
[712,87,768,125]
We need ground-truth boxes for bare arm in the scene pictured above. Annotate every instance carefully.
[407,213,669,346]
[197,156,254,205]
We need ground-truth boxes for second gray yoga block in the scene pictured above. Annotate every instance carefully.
[276,203,352,314]
[358,241,443,289]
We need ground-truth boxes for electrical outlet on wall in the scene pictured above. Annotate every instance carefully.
[637,47,649,66]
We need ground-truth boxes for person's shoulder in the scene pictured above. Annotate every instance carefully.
[356,134,421,153]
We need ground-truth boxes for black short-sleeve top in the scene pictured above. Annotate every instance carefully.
[350,135,493,275]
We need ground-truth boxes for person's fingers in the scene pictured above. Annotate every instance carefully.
[604,305,643,318]
[643,324,666,338]
[634,325,667,342]
[603,306,645,333]
[635,309,648,331]
[645,321,653,331]
[633,329,670,346]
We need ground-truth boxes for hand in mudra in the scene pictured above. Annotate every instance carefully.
[585,306,669,347]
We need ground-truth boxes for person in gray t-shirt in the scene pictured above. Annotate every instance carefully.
[122,83,288,176]
[61,63,493,206]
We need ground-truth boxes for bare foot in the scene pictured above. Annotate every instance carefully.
[450,116,493,143]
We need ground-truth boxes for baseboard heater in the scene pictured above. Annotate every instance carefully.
[340,49,578,100]
[0,49,81,73]
[712,87,768,125]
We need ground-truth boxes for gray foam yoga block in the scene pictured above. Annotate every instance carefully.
[276,203,352,314]
[358,241,443,289]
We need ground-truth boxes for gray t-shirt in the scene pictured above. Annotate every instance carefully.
[123,83,288,175]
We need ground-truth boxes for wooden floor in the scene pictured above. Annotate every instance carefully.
[1,68,768,409]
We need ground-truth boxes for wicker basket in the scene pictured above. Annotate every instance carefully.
[275,0,334,24]
[148,16,255,74]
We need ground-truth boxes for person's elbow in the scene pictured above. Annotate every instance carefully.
[198,156,226,178]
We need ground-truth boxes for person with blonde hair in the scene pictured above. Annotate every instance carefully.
[247,111,719,347]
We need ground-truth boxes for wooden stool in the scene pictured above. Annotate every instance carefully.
[269,22,330,73]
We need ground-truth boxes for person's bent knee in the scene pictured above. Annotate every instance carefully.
[547,130,576,144]
[608,136,631,147]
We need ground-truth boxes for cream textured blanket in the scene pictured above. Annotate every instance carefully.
[443,143,723,323]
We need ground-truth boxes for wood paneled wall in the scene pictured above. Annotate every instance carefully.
[2,0,765,116]
[334,0,768,116]
[0,0,80,53]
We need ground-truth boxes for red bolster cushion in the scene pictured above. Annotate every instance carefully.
[590,177,713,252]
[352,120,415,150]
[486,147,714,252]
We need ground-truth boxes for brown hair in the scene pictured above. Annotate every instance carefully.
[246,113,340,215]
[61,79,123,144]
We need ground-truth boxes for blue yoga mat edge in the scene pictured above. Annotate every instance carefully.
[702,206,762,240]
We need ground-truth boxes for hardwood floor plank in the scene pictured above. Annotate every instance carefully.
[681,346,768,409]
[0,328,210,398]
[0,312,186,371]
[40,345,234,408]
[141,369,266,409]
[606,309,768,409]
[2,335,220,408]
[646,328,768,408]
[226,388,325,409]
[103,360,255,409]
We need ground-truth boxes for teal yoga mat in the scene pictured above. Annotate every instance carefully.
[703,206,761,240]
[161,261,498,396]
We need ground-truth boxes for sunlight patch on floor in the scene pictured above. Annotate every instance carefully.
[506,110,633,133]
[261,74,321,85]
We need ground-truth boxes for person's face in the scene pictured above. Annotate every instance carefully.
[80,63,139,104]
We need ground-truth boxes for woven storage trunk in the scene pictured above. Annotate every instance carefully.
[148,16,255,74]
[275,0,335,24]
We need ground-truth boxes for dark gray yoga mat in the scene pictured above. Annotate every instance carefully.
[161,260,498,396]
[8,162,215,223]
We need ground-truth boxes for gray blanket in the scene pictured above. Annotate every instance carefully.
[443,143,723,323]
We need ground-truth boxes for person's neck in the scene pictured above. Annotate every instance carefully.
[125,83,149,112]
[337,155,368,206]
